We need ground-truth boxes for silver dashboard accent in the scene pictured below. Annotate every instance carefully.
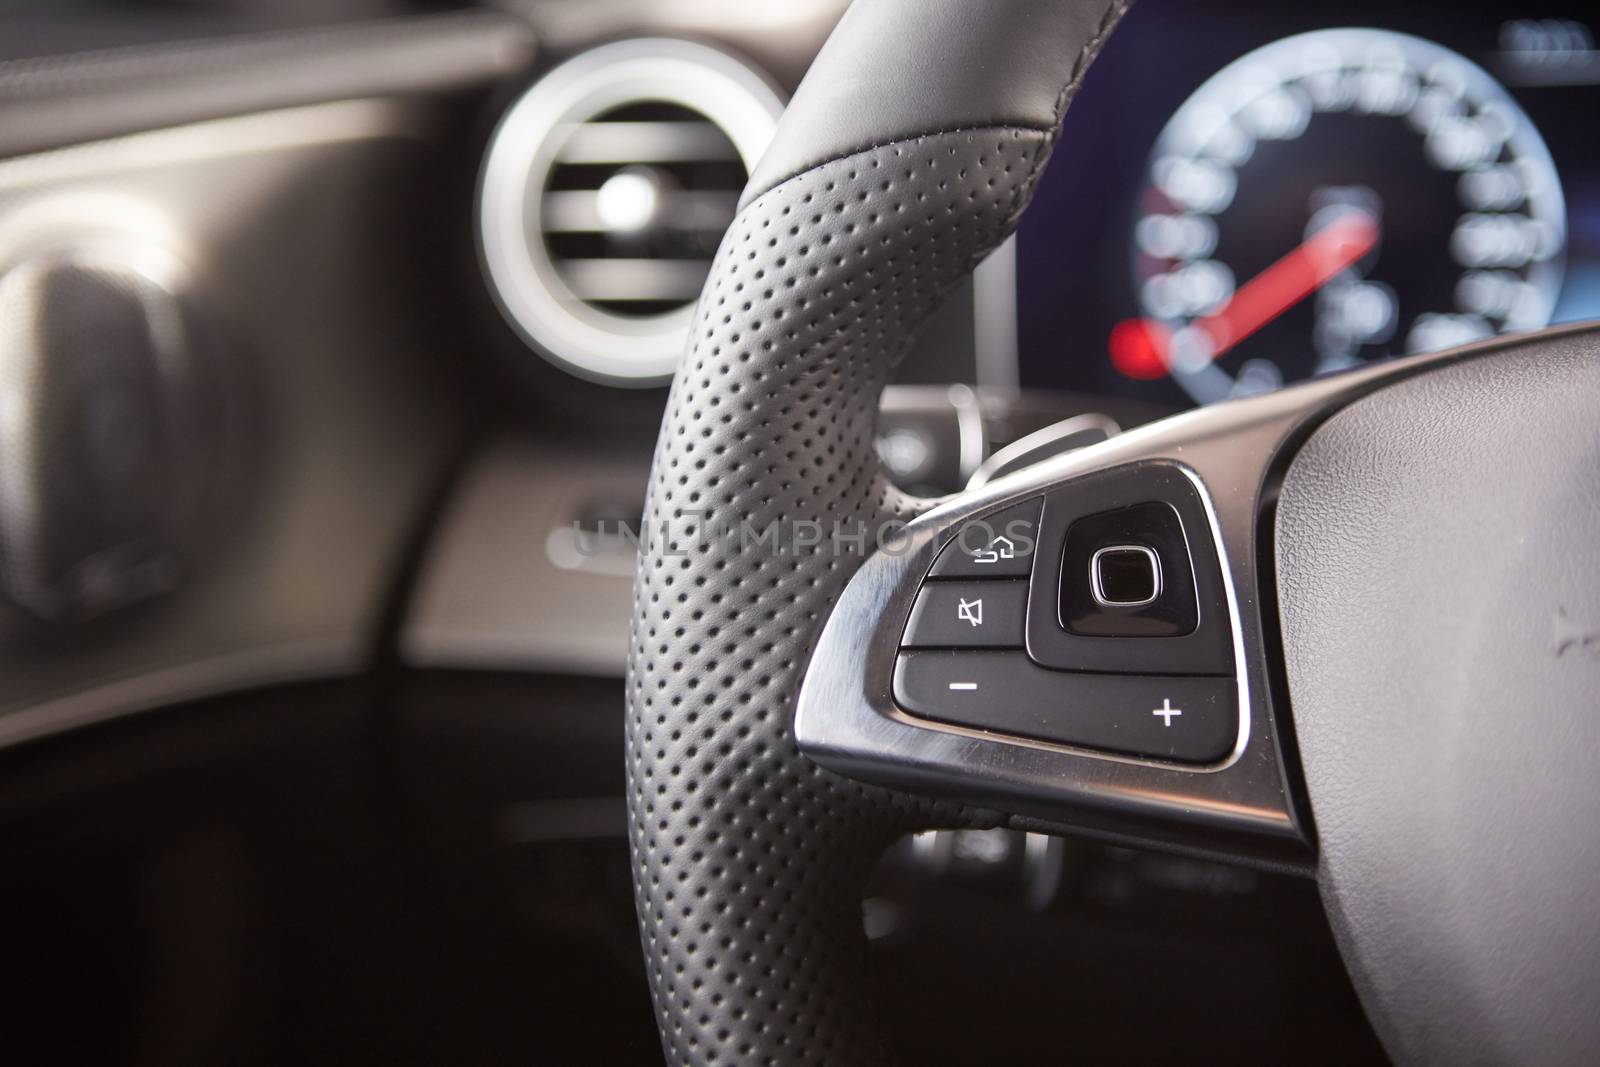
[0,100,430,194]
[0,99,460,744]
[795,327,1597,862]
[402,438,646,677]
[0,639,361,752]
[477,39,785,385]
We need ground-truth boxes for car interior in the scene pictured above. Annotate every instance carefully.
[2,0,1597,1063]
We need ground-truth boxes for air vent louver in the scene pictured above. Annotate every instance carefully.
[543,102,745,318]
[478,40,783,385]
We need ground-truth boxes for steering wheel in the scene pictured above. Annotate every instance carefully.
[625,1,1600,1063]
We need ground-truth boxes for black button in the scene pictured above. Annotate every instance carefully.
[902,580,1026,649]
[1060,502,1197,637]
[1092,545,1160,606]
[893,651,1236,764]
[928,498,1042,578]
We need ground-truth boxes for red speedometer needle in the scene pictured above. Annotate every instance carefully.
[1110,210,1380,380]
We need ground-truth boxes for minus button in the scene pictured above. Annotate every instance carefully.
[948,682,978,691]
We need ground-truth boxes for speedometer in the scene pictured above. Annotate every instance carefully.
[1111,28,1566,405]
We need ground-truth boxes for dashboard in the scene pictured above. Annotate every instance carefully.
[1017,0,1600,409]
[1,1,1592,708]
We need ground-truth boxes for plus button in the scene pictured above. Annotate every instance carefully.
[1152,698,1183,727]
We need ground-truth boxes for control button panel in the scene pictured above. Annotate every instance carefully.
[902,581,1026,648]
[927,498,1042,578]
[893,651,1236,764]
[895,463,1237,766]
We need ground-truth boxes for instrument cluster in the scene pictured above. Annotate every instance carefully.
[1017,1,1600,407]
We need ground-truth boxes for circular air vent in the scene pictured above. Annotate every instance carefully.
[478,39,784,385]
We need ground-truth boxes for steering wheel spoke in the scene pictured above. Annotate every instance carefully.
[797,350,1355,869]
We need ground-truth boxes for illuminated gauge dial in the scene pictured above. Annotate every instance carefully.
[1112,28,1566,405]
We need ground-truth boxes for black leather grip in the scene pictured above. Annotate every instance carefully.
[625,3,1131,1062]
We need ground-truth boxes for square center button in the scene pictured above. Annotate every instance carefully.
[1091,545,1161,607]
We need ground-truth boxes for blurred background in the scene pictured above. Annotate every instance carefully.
[2,0,1594,1061]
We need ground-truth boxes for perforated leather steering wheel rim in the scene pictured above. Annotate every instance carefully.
[625,2,1132,1062]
